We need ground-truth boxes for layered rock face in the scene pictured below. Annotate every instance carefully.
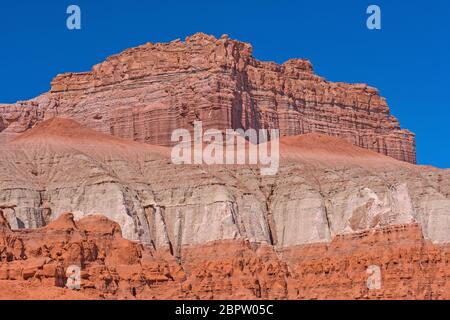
[2,210,450,300]
[0,33,415,163]
[0,211,184,299]
[0,34,445,299]
[0,119,448,299]
[0,118,448,250]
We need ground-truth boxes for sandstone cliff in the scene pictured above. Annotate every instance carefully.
[0,118,447,249]
[0,33,415,163]
[0,118,448,299]
[0,34,446,300]
[2,210,450,300]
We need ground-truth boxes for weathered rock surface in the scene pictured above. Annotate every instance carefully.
[285,223,450,300]
[0,116,446,300]
[0,33,415,163]
[0,210,183,299]
[0,118,448,250]
[1,33,448,300]
[2,209,450,300]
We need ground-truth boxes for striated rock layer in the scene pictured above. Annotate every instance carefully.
[0,118,448,248]
[0,33,415,163]
[1,210,450,300]
[0,118,447,299]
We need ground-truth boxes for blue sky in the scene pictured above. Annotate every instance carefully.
[0,0,449,167]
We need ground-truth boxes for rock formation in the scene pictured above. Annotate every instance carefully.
[0,33,415,163]
[2,209,450,300]
[0,34,447,300]
[0,118,448,248]
[0,210,183,299]
[0,118,447,300]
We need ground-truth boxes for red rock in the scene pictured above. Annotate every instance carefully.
[0,31,436,299]
[0,210,11,231]
[2,215,450,300]
[42,263,56,278]
[21,266,37,280]
[0,265,8,280]
[5,262,23,281]
[0,33,415,163]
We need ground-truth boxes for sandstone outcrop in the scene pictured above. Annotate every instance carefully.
[2,209,450,300]
[0,118,447,299]
[0,210,183,299]
[0,32,446,298]
[0,118,448,250]
[0,33,415,163]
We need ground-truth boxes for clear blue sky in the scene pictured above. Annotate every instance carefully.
[1,0,449,167]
